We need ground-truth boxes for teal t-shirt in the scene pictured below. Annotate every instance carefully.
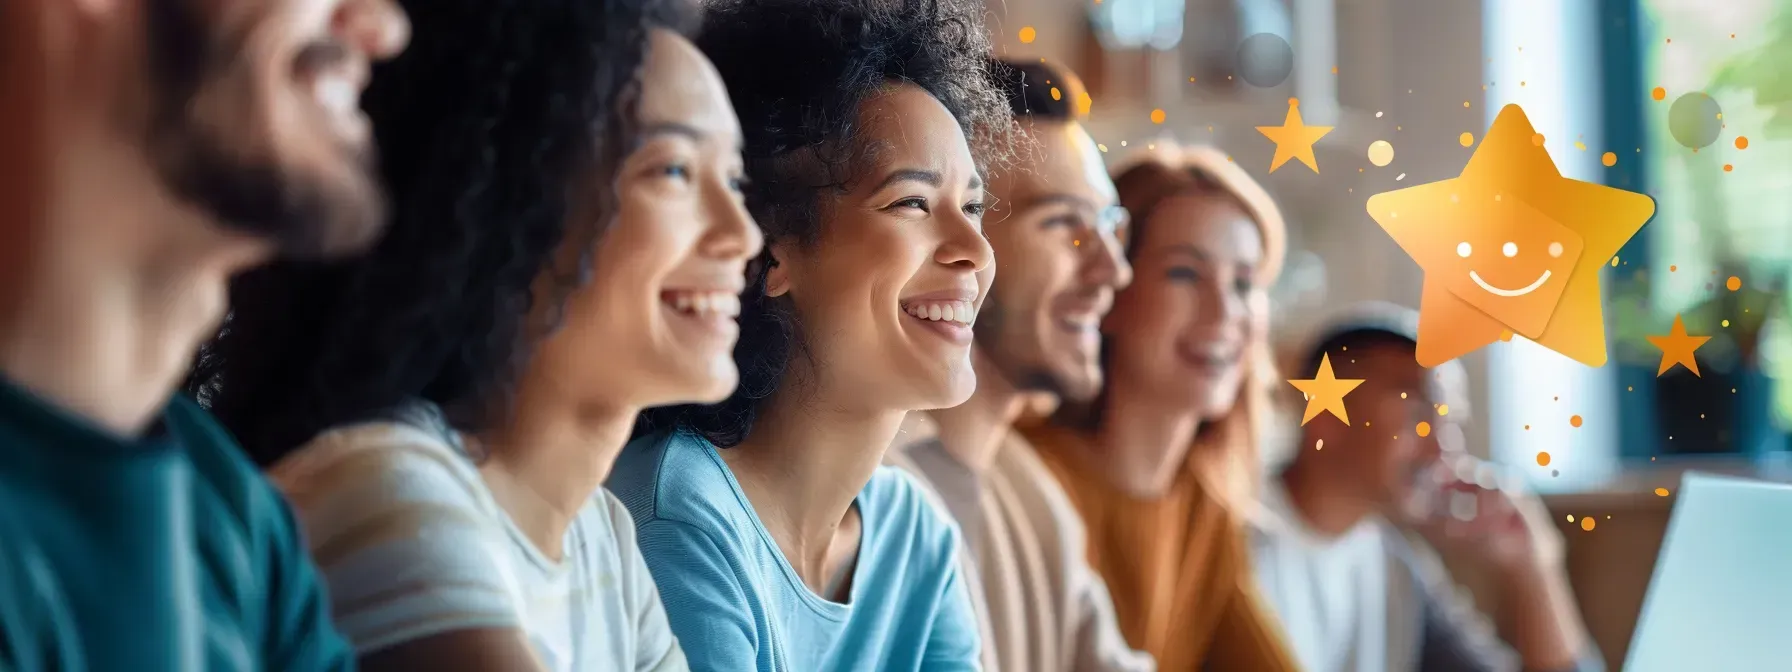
[610,429,982,671]
[0,377,353,671]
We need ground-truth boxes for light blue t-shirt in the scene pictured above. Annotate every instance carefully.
[611,428,982,671]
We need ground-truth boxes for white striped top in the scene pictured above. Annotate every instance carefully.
[270,415,686,672]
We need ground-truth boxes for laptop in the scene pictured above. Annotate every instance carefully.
[1624,472,1792,672]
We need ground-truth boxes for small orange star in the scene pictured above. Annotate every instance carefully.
[1257,98,1333,173]
[1287,353,1365,425]
[1646,314,1711,377]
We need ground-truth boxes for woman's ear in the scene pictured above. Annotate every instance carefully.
[763,241,794,298]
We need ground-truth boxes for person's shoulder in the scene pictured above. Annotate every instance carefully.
[163,396,260,496]
[1014,420,1084,452]
[864,466,961,550]
[579,487,643,556]
[268,417,488,514]
[865,464,937,507]
[0,508,83,669]
[990,432,1091,541]
[611,428,741,530]
[991,433,1070,506]
[161,396,296,540]
[1011,423,1087,485]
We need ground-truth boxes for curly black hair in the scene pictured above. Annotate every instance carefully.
[187,0,698,465]
[632,0,1014,448]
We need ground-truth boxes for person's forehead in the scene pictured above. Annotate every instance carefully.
[996,123,1102,198]
[636,30,738,137]
[1337,340,1428,386]
[1137,195,1261,257]
[855,86,973,168]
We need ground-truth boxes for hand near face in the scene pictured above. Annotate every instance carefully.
[1400,456,1565,574]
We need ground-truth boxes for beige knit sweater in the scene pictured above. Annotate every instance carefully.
[888,431,1155,672]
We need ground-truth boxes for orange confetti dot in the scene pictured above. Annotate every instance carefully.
[1537,451,1552,466]
[1150,109,1166,124]
[1524,424,1531,430]
[1655,487,1671,497]
[1531,133,1545,146]
[1651,87,1666,101]
[1602,151,1617,166]
[1458,132,1474,147]
[1050,87,1061,101]
[1018,26,1037,43]
[1416,421,1432,438]
[1570,414,1584,428]
[1499,329,1514,342]
[1724,164,1734,172]
[1670,265,1678,272]
[1727,276,1742,291]
[1736,136,1750,150]
[1581,517,1597,531]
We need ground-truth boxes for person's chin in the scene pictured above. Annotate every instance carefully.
[1048,365,1103,404]
[686,363,740,404]
[642,357,740,407]
[661,336,742,403]
[214,157,387,259]
[911,363,978,411]
[1186,380,1242,419]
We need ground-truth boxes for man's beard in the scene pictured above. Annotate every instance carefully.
[144,0,386,259]
[973,295,1077,399]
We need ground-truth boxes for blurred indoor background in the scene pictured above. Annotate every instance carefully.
[984,0,1792,666]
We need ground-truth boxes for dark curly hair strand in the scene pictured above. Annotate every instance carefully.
[189,0,697,465]
[632,0,1014,448]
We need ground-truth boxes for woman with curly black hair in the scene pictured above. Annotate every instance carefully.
[610,0,1012,669]
[187,0,760,670]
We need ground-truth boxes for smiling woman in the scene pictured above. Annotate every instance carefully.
[614,0,1013,669]
[187,1,768,670]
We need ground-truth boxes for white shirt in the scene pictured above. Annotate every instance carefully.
[1249,478,1405,672]
[270,414,687,672]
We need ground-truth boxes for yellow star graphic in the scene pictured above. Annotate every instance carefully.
[1287,353,1365,425]
[1256,97,1332,173]
[1647,314,1711,377]
[1366,104,1655,367]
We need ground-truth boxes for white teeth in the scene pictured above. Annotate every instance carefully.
[904,300,976,325]
[665,291,740,319]
[315,76,359,115]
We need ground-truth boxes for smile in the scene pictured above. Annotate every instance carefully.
[1469,270,1551,297]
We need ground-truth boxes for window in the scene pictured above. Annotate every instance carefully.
[1089,0,1186,50]
[1486,0,1621,490]
[1610,0,1792,457]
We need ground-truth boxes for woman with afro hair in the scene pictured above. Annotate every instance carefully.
[188,0,761,669]
[613,0,1014,669]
